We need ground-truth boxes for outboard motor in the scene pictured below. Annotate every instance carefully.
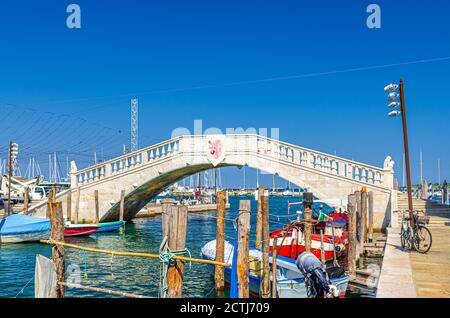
[296,252,339,298]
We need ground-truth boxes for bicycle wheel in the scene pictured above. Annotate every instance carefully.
[400,227,406,249]
[413,226,432,254]
[400,227,411,250]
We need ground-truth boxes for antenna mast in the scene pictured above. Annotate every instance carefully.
[131,98,139,152]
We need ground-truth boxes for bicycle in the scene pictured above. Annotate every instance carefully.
[400,211,432,254]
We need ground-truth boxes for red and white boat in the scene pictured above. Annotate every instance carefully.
[270,212,349,262]
[64,224,99,237]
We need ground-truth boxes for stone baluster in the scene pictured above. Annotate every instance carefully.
[346,163,352,178]
[161,145,166,157]
[149,150,154,162]
[338,161,345,176]
[130,156,135,168]
[361,169,367,183]
[317,156,322,170]
[368,170,374,184]
[293,149,299,164]
[141,151,148,165]
[354,167,360,180]
[89,170,94,183]
[167,143,172,155]
[155,148,160,159]
[324,158,329,172]
[375,172,381,185]
[331,161,337,174]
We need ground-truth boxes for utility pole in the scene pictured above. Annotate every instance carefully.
[398,79,414,225]
[402,153,406,188]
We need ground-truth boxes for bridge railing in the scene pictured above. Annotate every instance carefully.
[255,135,389,188]
[72,134,391,190]
[73,137,181,187]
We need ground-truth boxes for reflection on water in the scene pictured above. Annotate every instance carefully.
[0,196,377,298]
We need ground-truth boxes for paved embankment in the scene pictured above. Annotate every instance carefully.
[135,203,230,218]
[376,227,416,298]
[408,221,450,297]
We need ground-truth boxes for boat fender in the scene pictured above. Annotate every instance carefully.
[328,285,340,298]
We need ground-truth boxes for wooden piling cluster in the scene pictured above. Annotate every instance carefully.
[347,188,377,276]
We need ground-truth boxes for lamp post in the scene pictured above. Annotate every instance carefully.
[385,80,414,226]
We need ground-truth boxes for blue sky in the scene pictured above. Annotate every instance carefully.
[0,0,449,187]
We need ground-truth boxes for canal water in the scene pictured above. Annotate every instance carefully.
[0,196,377,298]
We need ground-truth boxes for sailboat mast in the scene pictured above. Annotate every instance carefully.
[256,168,259,188]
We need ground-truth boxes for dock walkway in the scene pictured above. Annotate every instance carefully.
[377,195,450,298]
[376,228,416,298]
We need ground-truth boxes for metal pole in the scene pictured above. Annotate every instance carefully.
[438,158,441,186]
[399,79,414,226]
[7,142,12,216]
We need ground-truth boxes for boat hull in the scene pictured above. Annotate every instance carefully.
[64,225,99,237]
[201,241,349,298]
[0,230,50,244]
[223,267,349,298]
[97,221,125,233]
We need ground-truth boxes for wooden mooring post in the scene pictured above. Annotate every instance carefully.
[237,200,251,298]
[320,230,325,266]
[166,205,188,298]
[48,200,65,298]
[304,206,312,253]
[261,191,270,298]
[119,190,125,233]
[67,190,72,223]
[272,236,278,298]
[355,190,362,258]
[23,186,29,215]
[361,189,368,244]
[347,193,357,275]
[368,191,374,242]
[255,186,264,249]
[94,190,100,224]
[215,191,226,292]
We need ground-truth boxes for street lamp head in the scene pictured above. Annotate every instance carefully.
[388,92,399,101]
[388,110,401,117]
[384,83,399,93]
[388,102,400,108]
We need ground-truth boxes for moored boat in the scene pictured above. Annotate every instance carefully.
[97,221,125,233]
[0,214,50,243]
[200,240,349,298]
[64,223,99,237]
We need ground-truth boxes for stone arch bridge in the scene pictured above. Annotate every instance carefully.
[31,134,396,229]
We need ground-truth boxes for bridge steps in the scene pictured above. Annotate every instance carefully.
[397,193,450,228]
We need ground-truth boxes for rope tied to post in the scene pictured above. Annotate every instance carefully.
[159,247,192,298]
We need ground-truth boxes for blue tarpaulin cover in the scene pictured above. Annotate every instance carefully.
[0,214,50,235]
[229,238,239,298]
[333,217,348,225]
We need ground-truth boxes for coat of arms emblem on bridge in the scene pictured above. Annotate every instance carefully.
[206,135,226,167]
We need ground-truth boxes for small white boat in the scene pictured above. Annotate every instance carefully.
[0,214,50,244]
[237,190,248,196]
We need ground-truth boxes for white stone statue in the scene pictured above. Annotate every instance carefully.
[383,156,395,172]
